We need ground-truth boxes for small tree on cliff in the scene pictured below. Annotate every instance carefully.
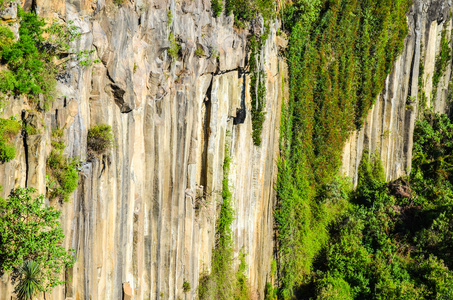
[0,187,74,294]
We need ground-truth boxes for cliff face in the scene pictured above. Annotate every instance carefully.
[342,0,453,185]
[0,0,285,299]
[0,0,452,299]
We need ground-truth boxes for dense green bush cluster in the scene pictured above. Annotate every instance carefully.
[296,112,453,299]
[0,11,55,101]
[47,129,79,201]
[276,0,412,297]
[0,117,21,163]
[87,124,114,158]
[0,187,74,293]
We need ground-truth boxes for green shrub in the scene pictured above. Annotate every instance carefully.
[0,187,75,291]
[183,280,191,293]
[211,0,223,17]
[195,47,205,57]
[87,124,114,158]
[0,118,21,163]
[15,260,43,300]
[0,10,79,106]
[47,129,79,201]
[168,32,180,60]
[198,140,251,299]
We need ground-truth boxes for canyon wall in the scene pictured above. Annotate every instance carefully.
[0,0,285,299]
[342,0,453,185]
[1,0,452,299]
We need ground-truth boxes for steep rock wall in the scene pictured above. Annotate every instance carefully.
[0,0,285,299]
[342,0,453,185]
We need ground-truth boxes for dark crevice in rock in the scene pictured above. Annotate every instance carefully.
[200,77,213,190]
[110,84,133,113]
[21,110,29,187]
[234,70,247,125]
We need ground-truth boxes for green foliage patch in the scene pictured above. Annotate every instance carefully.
[249,30,268,146]
[293,112,453,299]
[47,129,79,201]
[276,0,411,297]
[0,117,21,163]
[0,187,74,292]
[432,25,452,101]
[87,124,114,158]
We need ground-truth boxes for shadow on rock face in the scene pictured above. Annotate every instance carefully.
[109,84,132,113]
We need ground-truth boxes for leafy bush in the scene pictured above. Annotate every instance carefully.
[0,9,80,108]
[183,280,191,293]
[87,124,114,158]
[168,32,180,60]
[0,187,75,291]
[0,117,21,163]
[47,129,79,201]
[211,0,223,17]
[195,47,205,57]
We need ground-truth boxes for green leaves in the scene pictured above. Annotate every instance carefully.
[15,260,43,300]
[0,187,74,292]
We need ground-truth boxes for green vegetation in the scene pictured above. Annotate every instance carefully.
[295,111,453,299]
[195,47,205,57]
[211,0,223,18]
[167,10,173,27]
[276,0,412,297]
[249,27,269,146]
[0,117,21,163]
[0,9,81,111]
[15,260,42,300]
[432,25,452,101]
[225,0,274,27]
[183,280,191,293]
[168,32,180,60]
[198,141,251,299]
[0,11,55,101]
[87,124,114,158]
[0,187,74,292]
[47,129,79,201]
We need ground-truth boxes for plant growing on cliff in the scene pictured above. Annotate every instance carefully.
[211,0,223,17]
[15,260,42,300]
[87,124,114,158]
[0,9,81,108]
[0,117,21,163]
[198,138,251,299]
[168,32,180,60]
[47,129,79,201]
[276,0,412,296]
[432,24,452,101]
[0,187,75,292]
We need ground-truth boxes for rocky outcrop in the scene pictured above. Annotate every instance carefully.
[0,0,284,299]
[342,0,453,185]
